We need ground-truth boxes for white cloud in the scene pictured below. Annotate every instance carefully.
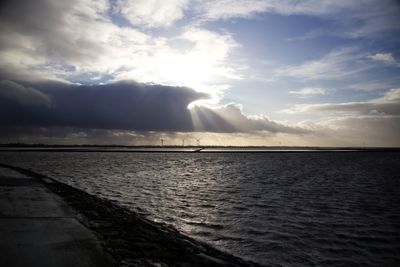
[289,87,330,97]
[348,81,398,92]
[112,27,240,100]
[276,47,371,80]
[368,52,399,66]
[284,0,400,38]
[298,115,400,147]
[286,88,400,146]
[0,0,241,101]
[109,0,400,40]
[116,0,189,28]
[195,0,400,38]
[283,88,400,116]
[373,88,400,103]
[190,103,310,133]
[195,0,366,21]
[195,0,272,21]
[1,0,397,90]
[113,0,400,35]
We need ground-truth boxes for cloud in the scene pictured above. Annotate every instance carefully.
[0,0,112,69]
[297,115,400,147]
[279,88,400,146]
[195,0,400,38]
[0,80,204,131]
[194,0,272,21]
[190,104,309,134]
[1,80,397,146]
[368,52,400,66]
[0,126,152,146]
[196,0,357,20]
[0,0,117,80]
[374,88,400,103]
[0,80,305,135]
[0,0,397,90]
[284,88,400,116]
[348,81,400,92]
[0,80,51,108]
[0,0,240,95]
[2,116,398,147]
[114,27,240,97]
[275,47,372,80]
[116,0,189,28]
[289,87,330,97]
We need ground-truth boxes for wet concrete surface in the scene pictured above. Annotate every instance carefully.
[0,167,115,267]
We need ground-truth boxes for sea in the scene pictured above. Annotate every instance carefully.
[1,150,400,266]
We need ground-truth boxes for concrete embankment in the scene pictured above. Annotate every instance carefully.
[0,165,115,267]
[0,164,262,267]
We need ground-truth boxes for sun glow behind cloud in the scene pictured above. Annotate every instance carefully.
[110,27,240,104]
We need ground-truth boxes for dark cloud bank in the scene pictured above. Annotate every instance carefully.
[0,80,306,138]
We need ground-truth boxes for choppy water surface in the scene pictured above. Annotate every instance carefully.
[1,152,400,266]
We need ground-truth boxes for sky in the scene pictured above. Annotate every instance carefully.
[1,0,400,146]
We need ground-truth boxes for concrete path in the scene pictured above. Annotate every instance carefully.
[0,166,115,267]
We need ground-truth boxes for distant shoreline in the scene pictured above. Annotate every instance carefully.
[0,145,399,153]
[2,143,399,149]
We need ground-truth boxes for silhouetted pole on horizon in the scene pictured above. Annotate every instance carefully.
[182,139,185,147]
[160,139,164,146]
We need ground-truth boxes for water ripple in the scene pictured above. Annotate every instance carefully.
[1,151,400,266]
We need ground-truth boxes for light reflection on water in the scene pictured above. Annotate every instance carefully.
[1,152,400,266]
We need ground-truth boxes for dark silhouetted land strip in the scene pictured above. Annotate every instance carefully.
[0,163,262,266]
[1,144,399,153]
